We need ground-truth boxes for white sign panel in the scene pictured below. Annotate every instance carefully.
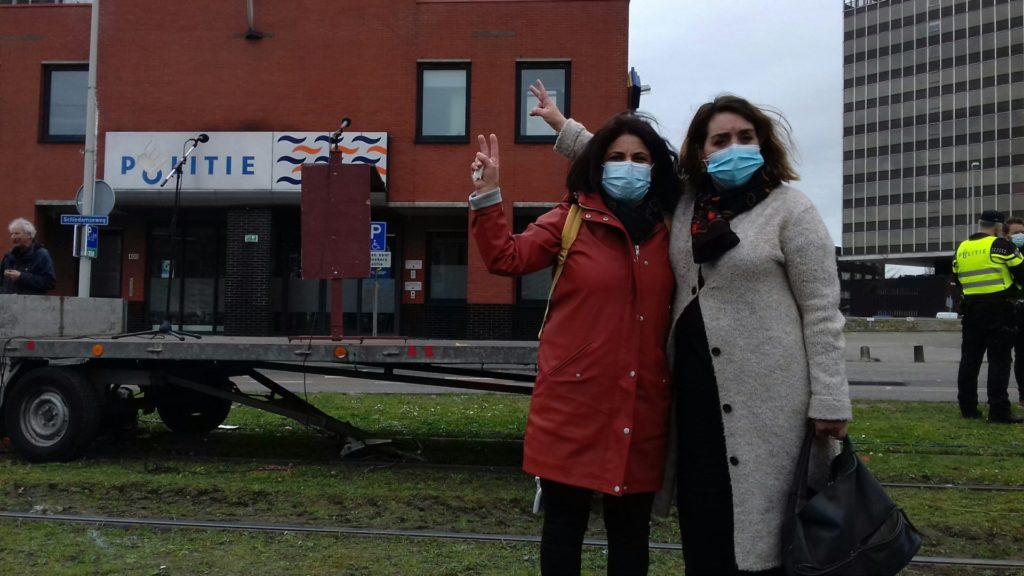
[104,131,388,192]
[404,281,422,292]
[370,251,391,269]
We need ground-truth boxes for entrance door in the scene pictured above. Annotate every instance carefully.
[147,225,225,332]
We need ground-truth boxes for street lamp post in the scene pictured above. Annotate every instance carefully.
[969,161,981,225]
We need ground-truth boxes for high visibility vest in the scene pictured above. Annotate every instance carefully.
[953,235,1022,296]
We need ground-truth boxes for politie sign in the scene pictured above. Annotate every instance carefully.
[104,132,388,192]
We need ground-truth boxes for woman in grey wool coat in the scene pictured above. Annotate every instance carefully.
[529,82,852,576]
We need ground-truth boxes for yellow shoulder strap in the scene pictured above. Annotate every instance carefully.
[538,204,582,339]
[536,207,669,339]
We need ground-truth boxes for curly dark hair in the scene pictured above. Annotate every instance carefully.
[565,112,680,212]
[679,95,799,184]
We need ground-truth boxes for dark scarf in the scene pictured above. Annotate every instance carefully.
[690,169,779,264]
[603,192,664,244]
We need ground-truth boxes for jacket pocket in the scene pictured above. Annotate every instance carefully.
[546,342,594,377]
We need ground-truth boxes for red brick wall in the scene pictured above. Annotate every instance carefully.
[95,0,628,202]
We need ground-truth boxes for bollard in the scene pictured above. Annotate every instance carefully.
[860,346,872,361]
[913,345,925,363]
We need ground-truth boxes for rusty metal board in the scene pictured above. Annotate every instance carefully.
[301,161,371,279]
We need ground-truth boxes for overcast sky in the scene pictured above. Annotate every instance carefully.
[629,0,844,244]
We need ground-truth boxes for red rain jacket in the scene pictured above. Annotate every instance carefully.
[471,193,673,495]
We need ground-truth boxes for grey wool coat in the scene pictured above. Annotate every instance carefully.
[556,120,852,571]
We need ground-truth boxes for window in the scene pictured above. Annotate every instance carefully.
[515,211,553,301]
[516,61,570,143]
[41,64,87,142]
[417,63,470,143]
[427,232,467,302]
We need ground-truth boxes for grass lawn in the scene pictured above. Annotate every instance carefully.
[1,395,1022,575]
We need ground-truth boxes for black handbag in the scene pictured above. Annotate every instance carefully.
[782,423,922,576]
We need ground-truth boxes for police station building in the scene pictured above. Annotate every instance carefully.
[0,0,631,339]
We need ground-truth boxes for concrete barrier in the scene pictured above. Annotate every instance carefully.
[844,317,960,332]
[0,295,124,338]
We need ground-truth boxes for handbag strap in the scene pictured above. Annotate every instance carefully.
[790,421,816,509]
[537,204,583,339]
[790,421,856,509]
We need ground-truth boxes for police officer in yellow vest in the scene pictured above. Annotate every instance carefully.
[954,210,1024,423]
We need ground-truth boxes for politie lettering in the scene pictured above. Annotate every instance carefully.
[120,155,256,185]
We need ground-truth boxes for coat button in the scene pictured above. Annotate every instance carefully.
[575,373,581,379]
[644,260,649,266]
[729,456,739,466]
[711,347,721,357]
[691,287,697,295]
[602,216,609,221]
[639,315,644,322]
[623,427,631,435]
[585,213,592,219]
[629,370,636,377]
[722,404,732,413]
[613,485,621,493]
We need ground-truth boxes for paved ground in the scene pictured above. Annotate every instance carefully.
[232,331,1024,405]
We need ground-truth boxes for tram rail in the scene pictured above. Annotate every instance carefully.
[2,511,1022,571]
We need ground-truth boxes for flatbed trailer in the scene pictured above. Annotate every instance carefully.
[0,335,539,462]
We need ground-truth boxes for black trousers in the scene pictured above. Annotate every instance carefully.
[957,302,1014,415]
[539,478,654,576]
[1013,309,1024,402]
[674,300,785,576]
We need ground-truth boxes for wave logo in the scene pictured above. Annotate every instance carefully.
[335,134,389,181]
[274,134,331,186]
[272,132,388,189]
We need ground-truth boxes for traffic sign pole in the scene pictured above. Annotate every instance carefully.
[372,269,379,337]
[77,0,100,296]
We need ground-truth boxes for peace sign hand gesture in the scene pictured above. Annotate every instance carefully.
[471,133,500,194]
[528,79,567,133]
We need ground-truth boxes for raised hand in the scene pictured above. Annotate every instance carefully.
[528,80,567,133]
[470,133,500,194]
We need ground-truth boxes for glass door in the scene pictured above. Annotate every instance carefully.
[147,225,225,332]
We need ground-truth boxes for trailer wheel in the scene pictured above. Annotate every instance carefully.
[2,367,100,462]
[156,383,232,435]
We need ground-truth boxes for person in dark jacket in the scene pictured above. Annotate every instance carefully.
[1,218,56,295]
[1005,216,1024,409]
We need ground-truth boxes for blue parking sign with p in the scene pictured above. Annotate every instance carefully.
[370,221,386,251]
[84,225,99,258]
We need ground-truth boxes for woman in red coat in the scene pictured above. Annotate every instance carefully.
[468,113,680,576]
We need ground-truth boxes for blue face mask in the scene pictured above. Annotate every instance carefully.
[1012,233,1024,248]
[601,161,652,206]
[705,144,764,189]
